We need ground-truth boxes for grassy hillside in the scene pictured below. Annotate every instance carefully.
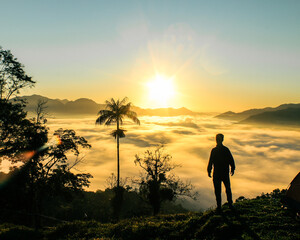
[0,190,299,240]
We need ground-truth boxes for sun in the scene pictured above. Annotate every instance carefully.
[146,74,176,108]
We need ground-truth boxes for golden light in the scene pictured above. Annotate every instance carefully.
[146,74,176,108]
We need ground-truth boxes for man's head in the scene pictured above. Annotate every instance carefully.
[216,133,224,145]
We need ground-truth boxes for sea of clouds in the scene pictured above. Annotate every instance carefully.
[46,115,300,210]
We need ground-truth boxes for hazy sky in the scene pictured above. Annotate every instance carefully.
[1,0,300,111]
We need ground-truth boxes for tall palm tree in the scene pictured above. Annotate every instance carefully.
[96,97,140,188]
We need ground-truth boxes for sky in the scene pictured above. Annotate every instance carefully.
[1,0,300,111]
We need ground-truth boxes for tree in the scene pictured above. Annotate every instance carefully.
[95,97,140,188]
[0,99,47,164]
[0,96,92,228]
[0,47,37,162]
[34,99,49,124]
[134,146,196,215]
[0,46,35,101]
[0,47,92,227]
[105,173,129,190]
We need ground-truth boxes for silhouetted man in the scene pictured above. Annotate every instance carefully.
[207,133,235,212]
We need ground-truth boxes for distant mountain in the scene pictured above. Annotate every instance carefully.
[55,98,69,104]
[12,95,105,116]
[64,98,103,115]
[216,103,300,121]
[241,108,300,126]
[12,95,200,117]
[14,94,66,114]
[215,108,272,121]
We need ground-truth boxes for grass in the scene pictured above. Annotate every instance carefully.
[0,190,299,240]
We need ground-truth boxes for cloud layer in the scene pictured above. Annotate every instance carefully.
[45,116,300,210]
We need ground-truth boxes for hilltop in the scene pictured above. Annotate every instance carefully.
[215,103,300,126]
[12,95,200,117]
[0,190,299,239]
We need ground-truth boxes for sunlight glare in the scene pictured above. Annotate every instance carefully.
[147,74,176,108]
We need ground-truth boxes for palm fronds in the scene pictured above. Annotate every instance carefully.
[95,97,140,127]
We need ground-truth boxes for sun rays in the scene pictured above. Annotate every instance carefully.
[146,74,176,108]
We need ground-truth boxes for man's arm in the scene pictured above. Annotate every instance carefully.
[227,148,235,176]
[207,149,214,178]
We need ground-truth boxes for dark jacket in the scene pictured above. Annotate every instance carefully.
[207,144,235,178]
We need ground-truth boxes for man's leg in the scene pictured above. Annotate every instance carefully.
[223,175,233,206]
[213,178,222,209]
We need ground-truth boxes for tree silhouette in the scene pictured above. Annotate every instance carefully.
[0,46,35,101]
[135,146,196,215]
[95,97,140,188]
[0,100,92,228]
[0,48,92,227]
[34,99,49,124]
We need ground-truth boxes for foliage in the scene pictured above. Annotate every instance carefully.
[2,189,298,240]
[0,46,35,101]
[105,173,130,190]
[0,99,47,164]
[104,173,164,221]
[134,146,196,215]
[0,186,186,226]
[0,47,93,228]
[96,97,140,127]
[0,223,43,240]
[95,97,140,145]
[30,128,92,196]
[0,100,92,228]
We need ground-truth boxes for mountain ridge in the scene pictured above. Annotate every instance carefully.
[215,103,300,121]
[240,107,300,126]
[12,95,201,117]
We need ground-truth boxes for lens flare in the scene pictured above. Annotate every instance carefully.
[14,135,63,163]
[52,135,62,146]
[0,136,62,189]
[21,151,37,161]
[38,135,62,152]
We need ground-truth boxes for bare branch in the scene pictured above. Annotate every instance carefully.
[35,99,48,123]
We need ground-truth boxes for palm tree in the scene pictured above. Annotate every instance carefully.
[96,97,140,188]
